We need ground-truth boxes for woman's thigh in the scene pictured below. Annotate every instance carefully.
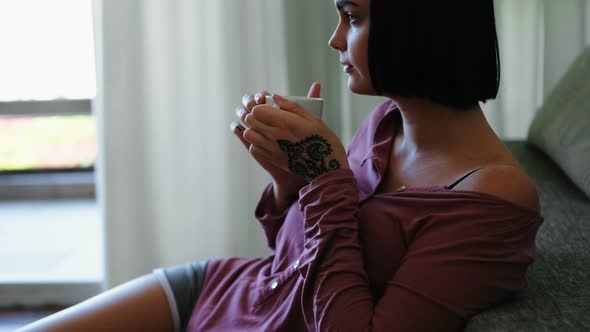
[16,274,174,332]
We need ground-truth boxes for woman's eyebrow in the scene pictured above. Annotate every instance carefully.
[336,0,359,11]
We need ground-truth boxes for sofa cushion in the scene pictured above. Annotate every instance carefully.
[465,141,590,331]
[527,47,590,199]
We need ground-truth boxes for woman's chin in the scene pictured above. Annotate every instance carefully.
[347,78,377,95]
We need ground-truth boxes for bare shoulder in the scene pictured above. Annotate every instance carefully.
[453,164,541,213]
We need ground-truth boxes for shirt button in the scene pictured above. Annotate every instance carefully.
[270,279,278,290]
[397,185,407,192]
[292,259,300,269]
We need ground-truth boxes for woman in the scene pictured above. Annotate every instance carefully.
[19,0,543,331]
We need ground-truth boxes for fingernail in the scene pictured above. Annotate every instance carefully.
[255,93,262,103]
[230,121,239,131]
[273,94,286,103]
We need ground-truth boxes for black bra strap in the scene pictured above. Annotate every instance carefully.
[446,168,482,189]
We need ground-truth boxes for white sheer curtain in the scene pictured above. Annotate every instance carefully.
[93,0,590,289]
[93,0,292,288]
[484,0,590,138]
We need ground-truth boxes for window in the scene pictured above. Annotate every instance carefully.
[0,0,97,200]
[0,0,102,308]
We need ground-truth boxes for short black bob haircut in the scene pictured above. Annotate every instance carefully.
[368,0,500,110]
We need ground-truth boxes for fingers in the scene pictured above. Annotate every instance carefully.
[231,117,274,153]
[255,91,271,104]
[250,104,284,127]
[242,94,256,112]
[235,105,249,128]
[270,94,307,118]
[242,90,271,112]
[307,82,321,98]
[245,111,276,133]
[243,127,273,153]
[231,116,281,171]
[230,121,251,150]
[238,90,272,127]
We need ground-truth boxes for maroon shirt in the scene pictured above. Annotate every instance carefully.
[187,99,543,331]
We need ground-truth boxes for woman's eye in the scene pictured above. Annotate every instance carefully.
[345,12,358,23]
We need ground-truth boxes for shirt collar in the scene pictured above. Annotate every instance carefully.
[362,101,400,165]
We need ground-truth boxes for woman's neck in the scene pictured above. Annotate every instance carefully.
[387,96,501,161]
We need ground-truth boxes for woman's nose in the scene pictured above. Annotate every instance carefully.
[328,25,346,51]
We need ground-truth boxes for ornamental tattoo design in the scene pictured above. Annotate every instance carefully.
[277,135,341,181]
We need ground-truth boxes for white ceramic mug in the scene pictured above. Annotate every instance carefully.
[264,95,324,118]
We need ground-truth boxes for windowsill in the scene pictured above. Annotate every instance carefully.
[0,199,104,307]
[0,172,95,201]
[0,308,62,332]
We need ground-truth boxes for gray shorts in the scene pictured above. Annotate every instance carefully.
[153,260,208,332]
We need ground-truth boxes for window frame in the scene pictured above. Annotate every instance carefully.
[0,99,96,201]
[0,281,104,308]
[0,98,101,309]
[0,0,101,308]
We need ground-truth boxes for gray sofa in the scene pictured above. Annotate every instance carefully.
[465,141,590,331]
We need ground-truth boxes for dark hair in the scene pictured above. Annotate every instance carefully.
[368,1,500,110]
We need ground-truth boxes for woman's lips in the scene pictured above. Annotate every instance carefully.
[343,64,354,73]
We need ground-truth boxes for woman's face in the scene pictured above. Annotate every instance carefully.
[329,0,375,95]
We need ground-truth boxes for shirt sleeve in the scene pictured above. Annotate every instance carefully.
[254,183,293,250]
[296,168,542,332]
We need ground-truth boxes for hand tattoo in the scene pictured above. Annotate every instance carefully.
[277,135,341,181]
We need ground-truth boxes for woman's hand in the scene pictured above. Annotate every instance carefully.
[231,89,310,210]
[241,84,349,182]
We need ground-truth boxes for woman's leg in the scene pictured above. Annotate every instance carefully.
[16,274,174,332]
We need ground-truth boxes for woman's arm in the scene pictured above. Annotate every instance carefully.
[297,169,542,332]
[254,183,293,250]
[240,87,542,330]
